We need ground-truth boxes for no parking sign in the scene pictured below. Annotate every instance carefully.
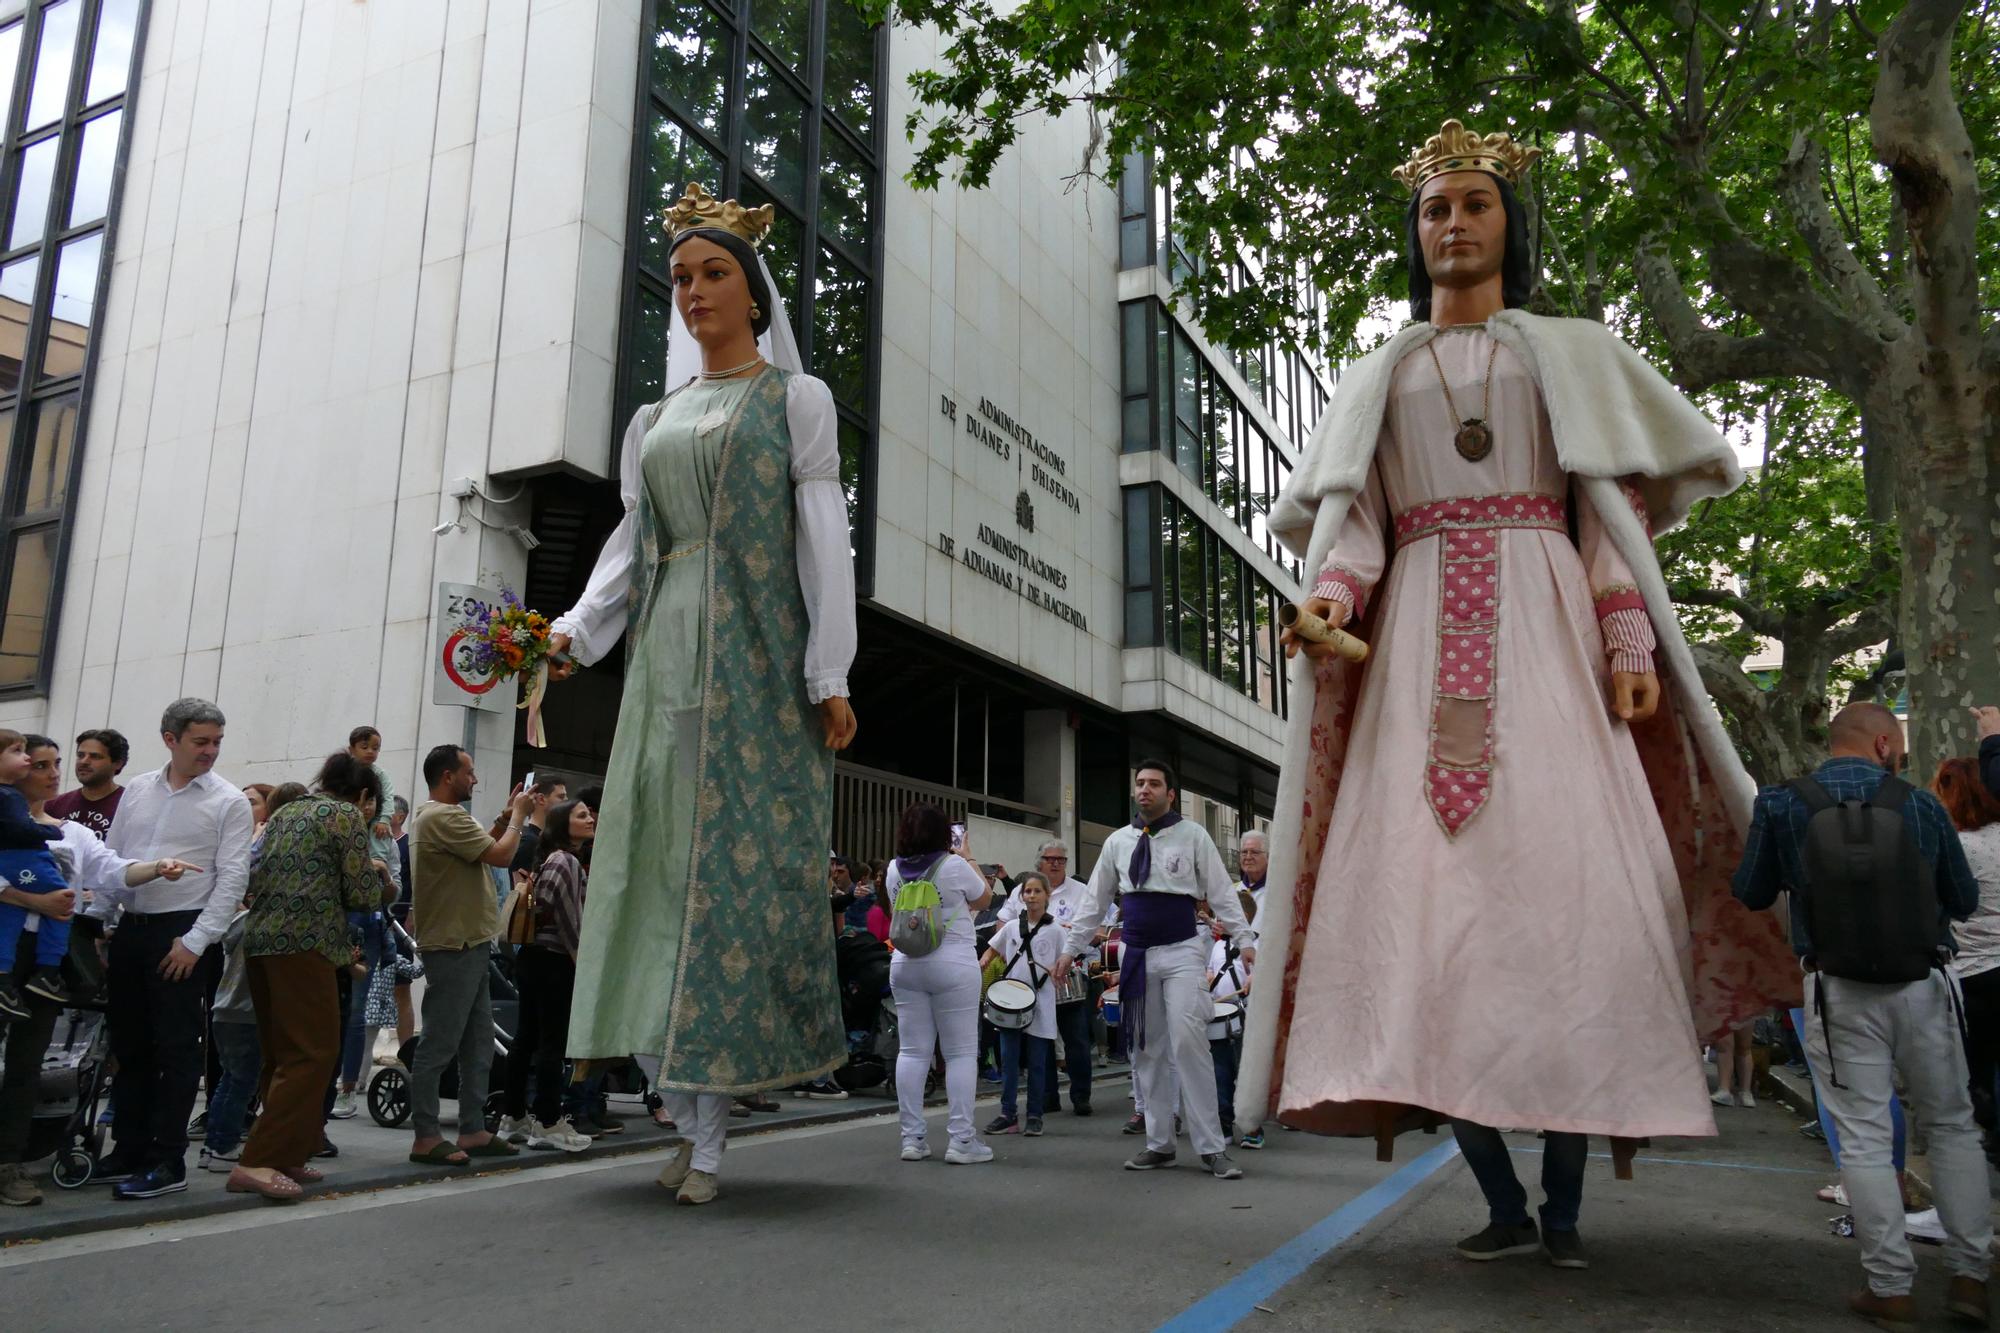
[432,582,512,714]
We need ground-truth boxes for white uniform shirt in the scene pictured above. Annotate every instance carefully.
[996,874,1100,963]
[1064,818,1252,958]
[103,767,255,952]
[988,912,1062,1039]
[1207,936,1252,1004]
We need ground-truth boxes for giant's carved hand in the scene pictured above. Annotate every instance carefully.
[1280,596,1345,661]
[1612,670,1660,723]
[547,632,577,681]
[820,697,858,751]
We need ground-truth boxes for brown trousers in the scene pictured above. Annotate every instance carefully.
[240,952,340,1170]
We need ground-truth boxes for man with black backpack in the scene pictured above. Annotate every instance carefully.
[1734,702,1990,1331]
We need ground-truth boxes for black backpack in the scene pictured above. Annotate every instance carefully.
[1788,774,1943,983]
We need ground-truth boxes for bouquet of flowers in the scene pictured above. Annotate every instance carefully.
[464,587,562,747]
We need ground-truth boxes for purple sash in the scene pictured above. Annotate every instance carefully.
[1119,892,1197,1052]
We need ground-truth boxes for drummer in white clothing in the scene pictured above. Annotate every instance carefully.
[1055,760,1253,1179]
[997,840,1100,1115]
[981,872,1063,1136]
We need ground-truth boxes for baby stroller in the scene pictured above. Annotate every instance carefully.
[28,1006,112,1189]
[367,942,519,1133]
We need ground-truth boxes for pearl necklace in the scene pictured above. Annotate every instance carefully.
[699,357,765,380]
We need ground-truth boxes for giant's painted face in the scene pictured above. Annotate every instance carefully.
[1416,170,1508,292]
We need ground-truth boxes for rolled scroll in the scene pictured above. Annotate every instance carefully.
[1279,603,1370,664]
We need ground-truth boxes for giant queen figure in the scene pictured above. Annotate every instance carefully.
[1236,121,1798,1263]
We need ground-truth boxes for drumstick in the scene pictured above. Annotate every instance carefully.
[1279,603,1370,663]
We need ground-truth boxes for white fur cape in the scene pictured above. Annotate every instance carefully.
[1236,310,1782,1135]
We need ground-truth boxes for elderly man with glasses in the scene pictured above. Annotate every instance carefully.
[998,840,1098,1115]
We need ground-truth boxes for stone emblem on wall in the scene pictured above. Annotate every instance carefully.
[1016,489,1036,533]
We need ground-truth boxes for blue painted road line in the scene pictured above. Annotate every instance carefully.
[1155,1138,1463,1333]
[1509,1146,1825,1177]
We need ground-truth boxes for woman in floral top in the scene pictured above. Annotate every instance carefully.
[229,754,392,1201]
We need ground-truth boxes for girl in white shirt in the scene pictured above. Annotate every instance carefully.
[1204,897,1255,1144]
[980,872,1062,1137]
[886,803,993,1165]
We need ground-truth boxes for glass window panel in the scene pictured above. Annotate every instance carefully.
[1122,486,1152,588]
[84,0,136,103]
[736,180,802,322]
[42,231,100,379]
[1124,588,1156,649]
[17,392,71,513]
[822,0,876,138]
[650,0,730,138]
[1121,398,1149,455]
[837,415,864,537]
[629,287,670,415]
[811,242,868,408]
[1158,495,1177,649]
[751,0,809,73]
[0,255,36,396]
[9,135,56,249]
[0,523,54,686]
[1176,517,1204,657]
[0,24,22,122]
[638,113,723,279]
[817,122,872,251]
[1119,302,1147,397]
[741,58,806,208]
[0,3,23,22]
[67,108,119,227]
[24,0,78,132]
[1217,552,1242,687]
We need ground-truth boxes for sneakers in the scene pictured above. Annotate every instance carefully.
[1239,1130,1265,1150]
[1738,1090,1757,1109]
[1124,1148,1177,1170]
[1455,1220,1541,1261]
[1543,1226,1588,1269]
[497,1114,534,1145]
[1709,1087,1737,1107]
[0,1162,41,1206]
[1023,1117,1044,1137]
[1071,1103,1093,1117]
[945,1137,994,1165]
[187,1111,208,1136]
[198,1145,241,1172]
[1816,1182,1850,1205]
[22,967,69,1005]
[1847,1289,1919,1333]
[656,1142,695,1191]
[900,1138,931,1162]
[531,1117,593,1153]
[676,1169,719,1205]
[314,1135,339,1159]
[330,1090,361,1120]
[1121,1113,1145,1135]
[586,1110,624,1135]
[1904,1206,1948,1244]
[986,1113,1020,1135]
[93,1151,142,1186]
[1202,1151,1243,1180]
[979,1067,1001,1084]
[793,1077,848,1101]
[113,1161,188,1200]
[0,981,26,1021]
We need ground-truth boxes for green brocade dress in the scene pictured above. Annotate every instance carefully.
[566,367,845,1093]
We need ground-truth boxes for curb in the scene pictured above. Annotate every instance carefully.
[0,1097,894,1248]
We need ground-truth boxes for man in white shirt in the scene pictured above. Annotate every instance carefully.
[1057,760,1254,1179]
[99,699,255,1200]
[999,840,1099,1114]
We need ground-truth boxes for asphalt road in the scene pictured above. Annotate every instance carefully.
[2,1087,1965,1332]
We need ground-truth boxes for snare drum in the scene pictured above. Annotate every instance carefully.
[1206,998,1244,1042]
[1100,987,1121,1028]
[982,977,1037,1031]
[1054,964,1090,1006]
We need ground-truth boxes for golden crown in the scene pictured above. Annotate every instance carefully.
[664,182,773,247]
[1392,119,1542,193]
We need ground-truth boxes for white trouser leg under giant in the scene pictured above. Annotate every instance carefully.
[659,1092,730,1174]
[1135,935,1223,1157]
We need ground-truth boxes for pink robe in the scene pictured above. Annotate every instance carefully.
[1276,328,1717,1140]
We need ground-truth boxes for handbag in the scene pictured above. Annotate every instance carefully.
[501,870,538,946]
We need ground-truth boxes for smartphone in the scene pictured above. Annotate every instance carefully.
[524,770,537,789]
[949,822,966,853]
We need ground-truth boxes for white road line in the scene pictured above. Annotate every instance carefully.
[0,1110,899,1270]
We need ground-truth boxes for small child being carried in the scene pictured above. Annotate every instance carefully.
[0,728,77,1019]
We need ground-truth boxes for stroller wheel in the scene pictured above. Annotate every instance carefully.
[52,1147,94,1190]
[369,1066,412,1127]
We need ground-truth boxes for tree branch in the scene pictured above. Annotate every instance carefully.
[1674,585,1787,639]
[1871,0,1983,380]
[1822,602,1897,657]
[1778,134,1905,341]
[1633,237,1828,392]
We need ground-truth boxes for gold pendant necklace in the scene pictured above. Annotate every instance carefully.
[1425,335,1500,462]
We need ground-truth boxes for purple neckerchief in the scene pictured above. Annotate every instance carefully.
[1127,810,1183,889]
[893,851,950,881]
[1119,891,1198,1052]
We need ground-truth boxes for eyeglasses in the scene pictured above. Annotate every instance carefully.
[1041,856,1068,864]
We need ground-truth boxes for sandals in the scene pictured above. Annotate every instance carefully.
[459,1137,520,1158]
[409,1142,471,1166]
[225,1168,303,1202]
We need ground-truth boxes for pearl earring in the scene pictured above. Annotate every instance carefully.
[750,304,762,321]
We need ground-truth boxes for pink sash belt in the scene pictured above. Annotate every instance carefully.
[1392,493,1568,836]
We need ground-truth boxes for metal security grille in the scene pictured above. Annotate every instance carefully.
[0,0,142,694]
[621,0,884,595]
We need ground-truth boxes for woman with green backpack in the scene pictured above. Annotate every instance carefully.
[886,802,992,1164]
